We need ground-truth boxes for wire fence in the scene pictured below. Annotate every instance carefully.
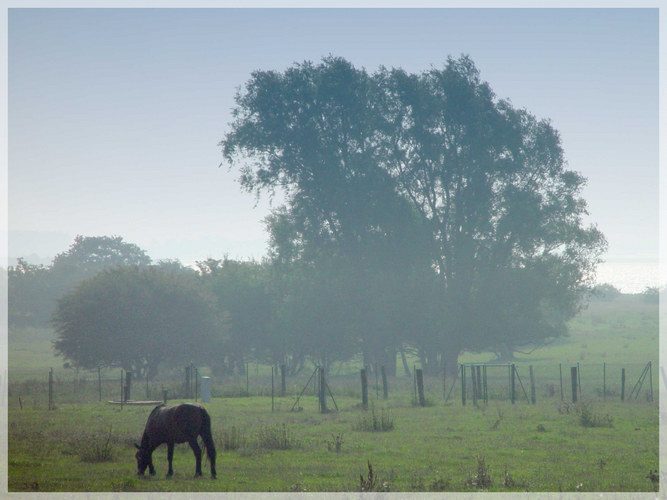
[6,360,658,411]
[451,361,656,406]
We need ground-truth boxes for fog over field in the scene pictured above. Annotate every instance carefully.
[3,9,662,492]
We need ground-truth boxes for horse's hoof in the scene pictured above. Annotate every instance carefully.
[166,474,173,479]
[211,475,217,480]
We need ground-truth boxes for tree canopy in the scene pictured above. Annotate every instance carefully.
[9,235,153,328]
[222,55,606,373]
[52,265,223,378]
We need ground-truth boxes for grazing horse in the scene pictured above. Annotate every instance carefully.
[135,403,216,479]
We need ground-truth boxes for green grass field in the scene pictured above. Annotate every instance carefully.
[6,294,661,492]
[7,396,659,492]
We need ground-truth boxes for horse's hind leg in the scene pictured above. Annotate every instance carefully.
[188,438,202,477]
[166,442,175,478]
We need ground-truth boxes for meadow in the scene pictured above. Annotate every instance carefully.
[6,294,661,492]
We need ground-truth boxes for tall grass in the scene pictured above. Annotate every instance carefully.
[353,406,394,432]
[75,426,115,463]
[256,423,300,450]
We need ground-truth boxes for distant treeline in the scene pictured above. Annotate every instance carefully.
[6,234,627,381]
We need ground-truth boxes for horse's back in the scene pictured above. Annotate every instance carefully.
[147,403,206,443]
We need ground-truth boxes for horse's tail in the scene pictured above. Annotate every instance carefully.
[200,407,217,477]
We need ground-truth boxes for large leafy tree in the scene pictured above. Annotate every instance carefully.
[8,258,54,327]
[197,258,273,375]
[52,265,223,378]
[222,55,606,375]
[51,235,151,277]
[379,57,606,369]
[223,57,433,372]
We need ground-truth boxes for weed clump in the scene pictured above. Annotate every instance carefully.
[558,400,613,428]
[359,461,390,492]
[326,432,344,453]
[77,426,114,463]
[218,425,247,451]
[429,476,450,491]
[576,401,614,428]
[256,423,300,450]
[353,406,394,432]
[465,456,492,490]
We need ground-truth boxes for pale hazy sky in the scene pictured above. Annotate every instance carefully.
[6,8,660,280]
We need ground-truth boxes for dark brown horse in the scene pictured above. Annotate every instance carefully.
[135,403,216,479]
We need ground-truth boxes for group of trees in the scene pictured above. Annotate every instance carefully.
[222,55,606,376]
[10,55,608,379]
[9,236,151,327]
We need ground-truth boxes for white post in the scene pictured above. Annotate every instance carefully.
[200,376,211,403]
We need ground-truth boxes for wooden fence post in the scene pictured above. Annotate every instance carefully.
[621,368,626,401]
[483,365,488,404]
[649,362,653,402]
[162,388,168,404]
[360,369,368,410]
[416,369,425,407]
[603,363,606,402]
[98,366,102,402]
[529,365,536,405]
[48,368,54,410]
[461,365,467,406]
[559,363,563,401]
[125,371,132,402]
[194,368,199,402]
[511,364,516,404]
[471,367,478,405]
[571,366,578,403]
[280,364,286,397]
[412,365,417,403]
[381,365,388,399]
[319,367,328,413]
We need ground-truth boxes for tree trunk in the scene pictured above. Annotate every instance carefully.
[362,350,372,371]
[399,345,411,377]
[441,348,459,379]
[147,362,159,380]
[497,343,515,362]
[381,348,397,377]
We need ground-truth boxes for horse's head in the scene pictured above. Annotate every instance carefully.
[134,443,152,476]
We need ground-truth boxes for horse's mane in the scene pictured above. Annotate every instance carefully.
[140,405,167,449]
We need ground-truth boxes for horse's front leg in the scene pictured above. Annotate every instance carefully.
[166,442,175,478]
[188,438,202,477]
